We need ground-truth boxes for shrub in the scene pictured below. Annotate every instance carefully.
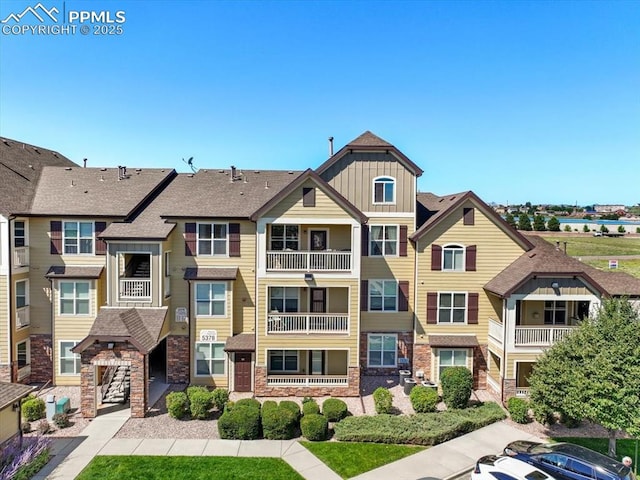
[186,386,209,400]
[234,398,261,411]
[322,398,348,422]
[300,413,328,441]
[261,400,278,414]
[52,413,71,429]
[166,391,189,419]
[218,403,262,440]
[21,422,31,434]
[531,402,555,426]
[262,404,299,440]
[440,367,473,409]
[559,412,581,428]
[37,420,51,435]
[211,388,229,411]
[21,397,45,422]
[279,400,301,420]
[506,397,530,424]
[189,388,212,419]
[410,386,438,413]
[302,398,320,416]
[0,436,51,480]
[373,387,393,414]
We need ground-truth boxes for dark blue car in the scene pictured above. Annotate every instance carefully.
[504,441,636,480]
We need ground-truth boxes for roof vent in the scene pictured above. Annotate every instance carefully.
[1,139,9,146]
[65,167,72,171]
[100,167,107,171]
[100,175,104,181]
[288,171,294,174]
[265,181,269,189]
[33,147,40,154]
[83,158,88,168]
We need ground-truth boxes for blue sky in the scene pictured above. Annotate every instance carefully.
[1,0,638,206]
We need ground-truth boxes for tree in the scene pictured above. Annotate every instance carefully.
[518,214,532,231]
[618,225,626,233]
[547,217,561,232]
[528,298,640,457]
[533,215,547,231]
[505,213,517,229]
[583,224,590,233]
[563,225,572,232]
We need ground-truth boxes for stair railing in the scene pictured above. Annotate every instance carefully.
[101,366,117,401]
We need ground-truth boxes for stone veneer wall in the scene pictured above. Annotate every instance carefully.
[254,366,360,397]
[359,331,414,376]
[412,343,433,381]
[413,343,488,389]
[79,343,146,418]
[166,335,189,384]
[30,334,53,383]
[502,378,516,404]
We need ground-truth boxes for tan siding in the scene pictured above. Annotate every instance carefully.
[504,352,540,378]
[0,276,7,363]
[0,406,19,445]
[264,180,354,220]
[327,350,348,374]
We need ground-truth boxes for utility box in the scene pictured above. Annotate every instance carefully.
[56,397,70,414]
[399,370,412,386]
[404,378,417,395]
[45,395,56,421]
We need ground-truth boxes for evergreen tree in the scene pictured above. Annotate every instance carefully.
[547,217,561,232]
[533,215,547,231]
[505,213,516,229]
[518,214,532,231]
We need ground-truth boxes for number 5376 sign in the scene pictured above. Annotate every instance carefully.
[199,330,217,342]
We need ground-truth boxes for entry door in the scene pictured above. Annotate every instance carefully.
[310,288,326,313]
[310,230,327,251]
[234,353,252,392]
[310,350,324,375]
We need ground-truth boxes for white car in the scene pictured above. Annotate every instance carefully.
[472,455,558,480]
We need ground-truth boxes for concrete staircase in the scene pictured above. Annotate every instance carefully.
[102,366,131,403]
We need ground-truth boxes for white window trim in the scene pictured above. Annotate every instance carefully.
[59,340,81,375]
[196,222,229,257]
[15,279,28,309]
[13,220,27,247]
[368,279,398,313]
[269,224,300,251]
[268,286,299,313]
[194,282,227,317]
[442,244,465,271]
[308,228,330,250]
[267,349,300,373]
[62,220,95,255]
[58,280,92,316]
[369,224,399,257]
[437,291,468,324]
[367,333,398,368]
[436,348,471,383]
[372,176,396,205]
[194,341,226,377]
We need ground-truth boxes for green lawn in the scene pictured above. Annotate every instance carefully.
[542,236,640,257]
[553,438,639,467]
[581,258,640,278]
[300,441,425,479]
[76,456,304,480]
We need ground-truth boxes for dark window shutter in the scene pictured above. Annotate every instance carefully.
[427,292,438,324]
[464,207,475,225]
[466,245,477,271]
[374,182,383,202]
[468,293,479,324]
[185,223,196,256]
[431,245,442,271]
[302,187,316,207]
[398,281,409,311]
[95,222,107,255]
[399,225,408,257]
[229,223,241,257]
[361,280,368,311]
[361,225,369,256]
[50,221,62,254]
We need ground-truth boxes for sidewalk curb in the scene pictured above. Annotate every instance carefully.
[443,466,473,480]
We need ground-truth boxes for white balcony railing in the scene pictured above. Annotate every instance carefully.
[516,387,530,398]
[16,306,30,328]
[266,375,349,387]
[267,251,351,272]
[13,247,29,267]
[488,318,504,344]
[267,313,349,334]
[514,326,575,347]
[119,278,151,300]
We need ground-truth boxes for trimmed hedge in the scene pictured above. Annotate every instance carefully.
[211,388,230,411]
[334,402,506,445]
[21,398,45,422]
[322,398,348,422]
[440,367,473,409]
[262,403,299,440]
[166,391,189,419]
[218,402,262,440]
[373,387,393,414]
[279,400,301,420]
[507,397,530,424]
[410,386,438,413]
[300,413,328,441]
[234,398,261,411]
[188,388,212,419]
[302,398,320,416]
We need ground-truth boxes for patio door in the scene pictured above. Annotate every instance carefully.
[310,350,324,375]
[310,288,326,313]
[310,230,327,251]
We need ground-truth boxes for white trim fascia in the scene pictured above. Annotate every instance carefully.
[262,217,360,226]
[363,212,415,218]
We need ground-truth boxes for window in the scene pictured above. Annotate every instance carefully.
[63,221,94,254]
[438,292,467,323]
[269,287,298,312]
[17,340,29,368]
[369,280,397,312]
[443,245,464,271]
[195,283,226,316]
[195,342,225,375]
[438,349,467,379]
[270,225,299,250]
[59,341,81,374]
[14,221,25,247]
[368,334,397,367]
[197,223,228,255]
[370,225,398,256]
[268,350,298,372]
[15,280,28,309]
[544,301,566,325]
[59,281,90,315]
[373,176,395,204]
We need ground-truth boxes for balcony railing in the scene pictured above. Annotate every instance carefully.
[516,387,530,398]
[266,375,349,387]
[267,251,351,272]
[119,278,151,300]
[514,326,575,346]
[13,247,29,267]
[488,318,503,344]
[267,313,349,334]
[16,306,30,328]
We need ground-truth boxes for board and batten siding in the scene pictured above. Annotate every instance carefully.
[262,180,355,220]
[415,202,528,344]
[107,242,161,307]
[320,152,416,213]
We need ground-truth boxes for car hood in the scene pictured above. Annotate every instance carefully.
[505,440,543,453]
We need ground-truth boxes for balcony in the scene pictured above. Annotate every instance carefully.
[13,247,29,267]
[119,278,151,301]
[267,251,351,272]
[514,326,575,347]
[488,318,503,344]
[267,313,349,334]
[16,306,30,328]
[266,375,349,387]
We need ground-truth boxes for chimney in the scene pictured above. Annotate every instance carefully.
[83,158,87,168]
[231,165,237,181]
[328,136,334,156]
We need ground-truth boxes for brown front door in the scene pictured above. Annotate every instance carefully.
[234,353,252,392]
[310,288,326,313]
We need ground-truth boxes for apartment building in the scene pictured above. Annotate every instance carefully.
[2,132,639,418]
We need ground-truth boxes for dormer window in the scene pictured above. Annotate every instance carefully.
[373,176,395,204]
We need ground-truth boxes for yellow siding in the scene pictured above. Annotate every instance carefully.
[504,352,539,378]
[0,406,19,445]
[327,350,348,374]
[264,180,354,220]
[0,276,7,363]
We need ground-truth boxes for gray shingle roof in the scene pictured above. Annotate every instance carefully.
[0,382,34,410]
[224,333,255,352]
[45,265,104,278]
[0,137,76,217]
[184,267,238,281]
[428,335,479,347]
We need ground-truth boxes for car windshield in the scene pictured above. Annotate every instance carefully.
[525,471,550,480]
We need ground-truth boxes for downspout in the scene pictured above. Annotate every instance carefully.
[7,216,14,382]
[187,278,192,385]
[50,277,55,385]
